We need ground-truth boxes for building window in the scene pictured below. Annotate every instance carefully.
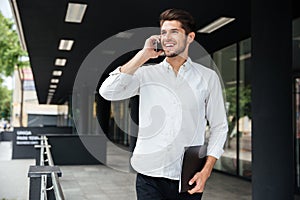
[293,17,300,193]
[109,100,130,147]
[294,78,300,193]
[212,38,252,179]
[213,43,238,175]
[238,38,252,178]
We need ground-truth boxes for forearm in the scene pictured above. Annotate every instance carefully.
[120,50,150,74]
[202,156,217,176]
[100,35,161,100]
[99,67,140,101]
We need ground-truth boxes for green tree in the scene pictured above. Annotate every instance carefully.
[225,85,251,148]
[0,12,28,124]
[0,85,12,120]
[225,85,251,118]
[0,13,27,75]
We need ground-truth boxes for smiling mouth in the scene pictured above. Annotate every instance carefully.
[164,43,175,47]
[163,43,175,51]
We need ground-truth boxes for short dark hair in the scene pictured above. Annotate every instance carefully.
[159,8,196,34]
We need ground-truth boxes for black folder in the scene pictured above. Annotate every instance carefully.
[180,145,207,193]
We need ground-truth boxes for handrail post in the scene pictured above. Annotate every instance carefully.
[28,135,65,200]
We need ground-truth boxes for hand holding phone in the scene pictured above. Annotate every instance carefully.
[143,35,164,58]
[154,40,163,52]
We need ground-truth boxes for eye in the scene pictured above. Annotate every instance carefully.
[161,30,166,35]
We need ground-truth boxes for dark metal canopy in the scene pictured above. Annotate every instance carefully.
[12,0,254,104]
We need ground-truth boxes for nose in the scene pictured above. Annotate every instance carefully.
[162,32,172,41]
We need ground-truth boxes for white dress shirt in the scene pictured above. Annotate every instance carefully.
[99,57,228,180]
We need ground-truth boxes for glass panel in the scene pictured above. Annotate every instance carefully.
[293,17,300,192]
[239,38,252,178]
[108,100,130,147]
[295,79,300,191]
[213,44,237,175]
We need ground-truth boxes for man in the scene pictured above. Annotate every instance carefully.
[100,8,228,200]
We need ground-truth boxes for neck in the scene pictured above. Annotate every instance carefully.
[166,55,188,71]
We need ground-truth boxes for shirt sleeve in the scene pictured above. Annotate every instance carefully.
[205,71,228,159]
[99,67,140,101]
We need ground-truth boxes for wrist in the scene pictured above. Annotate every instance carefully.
[138,49,151,62]
[201,156,217,177]
[201,165,213,177]
[120,50,149,75]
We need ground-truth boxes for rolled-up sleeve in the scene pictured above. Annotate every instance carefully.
[99,67,140,101]
[205,72,228,159]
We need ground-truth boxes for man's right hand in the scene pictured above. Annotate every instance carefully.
[142,35,164,59]
[120,35,164,75]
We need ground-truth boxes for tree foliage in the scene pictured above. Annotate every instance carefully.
[0,12,28,120]
[0,85,11,120]
[224,85,251,148]
[0,12,27,77]
[225,85,251,119]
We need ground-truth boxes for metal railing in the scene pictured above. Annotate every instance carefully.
[28,135,65,200]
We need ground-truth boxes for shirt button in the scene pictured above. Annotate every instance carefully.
[167,144,172,151]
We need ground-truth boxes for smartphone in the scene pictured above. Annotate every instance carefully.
[154,40,163,52]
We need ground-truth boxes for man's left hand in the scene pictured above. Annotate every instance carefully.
[187,170,210,194]
[187,155,217,194]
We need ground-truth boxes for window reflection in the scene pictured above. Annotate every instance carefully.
[213,44,238,175]
[108,100,130,148]
[212,38,252,178]
[239,38,252,178]
[293,17,300,192]
[295,79,300,191]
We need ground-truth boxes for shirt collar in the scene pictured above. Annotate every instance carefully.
[162,57,192,72]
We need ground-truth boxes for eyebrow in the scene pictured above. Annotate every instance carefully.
[161,28,181,32]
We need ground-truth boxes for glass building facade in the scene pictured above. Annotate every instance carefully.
[293,17,300,194]
[212,38,252,179]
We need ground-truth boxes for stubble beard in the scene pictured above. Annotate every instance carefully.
[165,38,188,58]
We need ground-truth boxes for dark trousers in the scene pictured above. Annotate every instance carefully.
[136,173,203,200]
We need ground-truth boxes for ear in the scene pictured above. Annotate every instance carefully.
[187,32,195,44]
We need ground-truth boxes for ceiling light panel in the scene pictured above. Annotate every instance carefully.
[55,58,67,66]
[197,17,235,33]
[58,39,74,51]
[50,85,57,89]
[51,79,59,84]
[52,70,63,76]
[65,3,88,23]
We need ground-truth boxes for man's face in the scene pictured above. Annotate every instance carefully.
[160,20,188,57]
